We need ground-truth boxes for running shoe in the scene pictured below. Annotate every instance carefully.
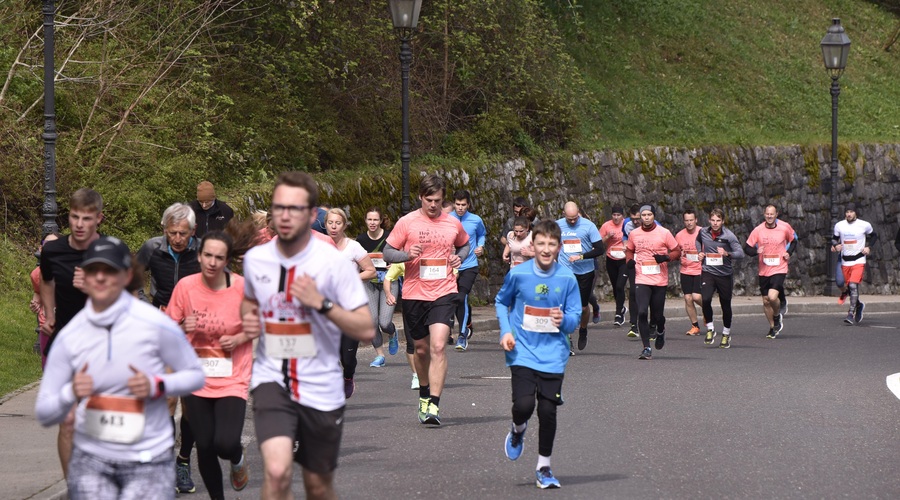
[455,335,468,351]
[466,324,474,340]
[410,373,419,390]
[654,331,665,351]
[344,378,355,399]
[685,325,701,336]
[592,310,600,324]
[855,302,865,324]
[504,423,526,461]
[639,347,652,360]
[568,335,575,356]
[388,331,399,355]
[773,314,784,334]
[766,328,777,339]
[230,452,249,491]
[649,331,658,342]
[719,334,731,349]
[627,326,638,338]
[417,398,429,423]
[614,313,624,326]
[704,329,716,345]
[370,355,385,367]
[780,296,789,316]
[535,467,561,489]
[423,402,441,426]
[844,312,855,325]
[577,327,588,351]
[838,291,848,305]
[176,460,196,493]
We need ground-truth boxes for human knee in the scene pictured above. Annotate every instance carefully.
[512,395,536,419]
[536,398,558,423]
[264,459,293,492]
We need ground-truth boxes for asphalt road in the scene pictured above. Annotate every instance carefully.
[181,310,900,499]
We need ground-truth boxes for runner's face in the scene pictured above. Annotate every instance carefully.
[533,233,559,271]
[682,213,697,231]
[365,212,382,233]
[199,239,228,281]
[640,210,655,228]
[611,213,624,225]
[764,207,778,226]
[441,204,453,214]
[271,185,315,244]
[513,225,527,239]
[513,204,524,216]
[69,209,102,247]
[845,210,857,223]
[709,215,723,232]
[84,263,130,311]
[326,213,346,239]
[420,192,444,219]
[165,220,193,253]
[454,199,469,217]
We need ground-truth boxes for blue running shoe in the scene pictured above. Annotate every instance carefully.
[854,302,865,324]
[535,467,561,489]
[455,335,468,351]
[504,423,526,461]
[388,331,399,355]
[176,459,196,493]
[369,355,385,367]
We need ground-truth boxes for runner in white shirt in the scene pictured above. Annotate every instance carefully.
[241,172,374,500]
[831,202,876,325]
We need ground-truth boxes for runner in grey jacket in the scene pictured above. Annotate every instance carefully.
[694,209,744,348]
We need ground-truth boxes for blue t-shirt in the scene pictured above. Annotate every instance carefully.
[452,211,487,271]
[556,217,601,275]
[495,260,582,374]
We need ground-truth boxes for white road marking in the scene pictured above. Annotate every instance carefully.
[480,376,512,380]
[871,325,897,329]
[886,373,900,400]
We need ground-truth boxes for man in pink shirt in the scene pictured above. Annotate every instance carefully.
[744,204,796,339]
[383,174,470,425]
[675,209,703,335]
[625,205,680,360]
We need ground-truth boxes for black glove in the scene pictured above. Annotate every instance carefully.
[654,254,669,264]
[627,259,636,270]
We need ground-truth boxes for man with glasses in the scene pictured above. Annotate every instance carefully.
[190,181,235,238]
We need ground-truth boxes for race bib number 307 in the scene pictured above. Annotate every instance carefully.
[196,348,233,378]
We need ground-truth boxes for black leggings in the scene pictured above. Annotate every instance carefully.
[605,258,628,315]
[182,395,246,500]
[454,267,479,335]
[341,334,359,379]
[701,272,734,328]
[635,284,667,348]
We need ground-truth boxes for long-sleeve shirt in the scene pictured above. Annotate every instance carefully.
[36,292,204,462]
[695,226,745,277]
[452,211,487,271]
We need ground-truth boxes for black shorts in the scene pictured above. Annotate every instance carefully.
[510,366,564,406]
[680,273,702,295]
[758,273,786,295]
[401,293,456,341]
[251,382,344,474]
[574,272,595,308]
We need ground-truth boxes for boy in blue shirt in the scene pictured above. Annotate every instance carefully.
[496,220,582,489]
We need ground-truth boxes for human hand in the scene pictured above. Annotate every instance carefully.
[127,365,151,399]
[72,363,93,400]
[500,333,516,351]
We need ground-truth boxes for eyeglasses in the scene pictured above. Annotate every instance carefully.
[271,204,311,216]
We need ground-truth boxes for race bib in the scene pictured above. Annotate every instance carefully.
[368,253,387,269]
[684,251,699,262]
[84,395,145,444]
[609,246,626,259]
[641,260,661,275]
[419,258,447,280]
[763,255,781,266]
[522,305,560,333]
[842,239,861,254]
[706,255,723,266]
[563,239,582,254]
[265,321,316,359]
[196,347,233,378]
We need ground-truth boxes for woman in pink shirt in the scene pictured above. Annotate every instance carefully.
[167,231,252,497]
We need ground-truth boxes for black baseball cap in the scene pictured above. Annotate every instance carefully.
[82,236,132,270]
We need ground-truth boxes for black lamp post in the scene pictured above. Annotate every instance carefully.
[41,0,59,238]
[820,18,851,296]
[388,0,422,215]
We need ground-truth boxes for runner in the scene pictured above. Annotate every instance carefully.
[622,203,642,338]
[831,202,876,325]
[190,181,235,239]
[30,233,60,370]
[496,220,581,489]
[35,236,205,499]
[241,172,374,499]
[500,197,529,247]
[451,189,487,351]
[503,216,534,269]
[357,207,400,365]
[743,204,796,338]
[39,188,104,478]
[695,208,744,348]
[326,208,376,398]
[167,231,253,498]
[600,206,628,327]
[556,202,604,353]
[383,173,470,425]
[383,263,420,389]
[625,204,680,360]
[675,209,703,335]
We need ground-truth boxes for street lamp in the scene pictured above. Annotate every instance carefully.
[388,0,422,214]
[820,18,851,296]
[41,0,59,238]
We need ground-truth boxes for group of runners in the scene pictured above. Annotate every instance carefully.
[30,171,878,497]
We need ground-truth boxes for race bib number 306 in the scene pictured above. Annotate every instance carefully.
[265,321,316,359]
[84,395,145,444]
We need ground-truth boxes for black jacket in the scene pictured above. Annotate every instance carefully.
[135,236,201,307]
[190,199,235,238]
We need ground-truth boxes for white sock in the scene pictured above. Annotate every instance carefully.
[513,422,526,433]
[706,322,714,331]
[537,455,551,470]
[722,327,731,336]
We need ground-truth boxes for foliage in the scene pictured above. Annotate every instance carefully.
[0,237,42,396]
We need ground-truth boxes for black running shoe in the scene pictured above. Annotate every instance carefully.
[654,331,665,350]
[766,328,777,339]
[577,328,588,350]
[854,302,865,324]
[773,313,783,334]
[639,347,652,360]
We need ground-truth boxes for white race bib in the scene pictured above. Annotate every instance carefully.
[265,321,316,359]
[609,246,626,259]
[419,258,448,280]
[763,255,781,266]
[706,255,723,266]
[522,305,559,333]
[563,239,582,254]
[84,395,145,444]
[842,239,861,254]
[641,260,661,275]
[684,251,699,262]
[368,253,387,268]
[197,348,233,378]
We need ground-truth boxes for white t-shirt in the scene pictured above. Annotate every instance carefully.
[340,239,368,270]
[834,219,874,266]
[243,237,368,411]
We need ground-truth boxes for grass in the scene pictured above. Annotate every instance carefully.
[0,237,43,398]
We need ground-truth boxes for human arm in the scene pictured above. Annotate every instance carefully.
[383,242,420,263]
[35,339,78,426]
[39,279,56,335]
[727,233,745,259]
[581,240,607,260]
[383,277,397,306]
[450,241,471,269]
[289,273,375,343]
[356,255,377,281]
[241,298,261,340]
[502,243,511,263]
[474,219,486,257]
[494,274,516,350]
[149,324,205,398]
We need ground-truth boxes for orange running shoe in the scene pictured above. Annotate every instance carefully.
[685,326,701,336]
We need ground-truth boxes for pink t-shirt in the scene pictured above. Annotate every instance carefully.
[386,209,469,301]
[506,230,533,268]
[626,225,679,286]
[745,222,795,277]
[30,267,47,326]
[599,220,626,260]
[675,228,701,276]
[167,273,252,400]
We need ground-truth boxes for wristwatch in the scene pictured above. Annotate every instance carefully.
[318,298,334,314]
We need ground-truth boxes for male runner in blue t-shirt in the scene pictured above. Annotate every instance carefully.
[555,202,603,353]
